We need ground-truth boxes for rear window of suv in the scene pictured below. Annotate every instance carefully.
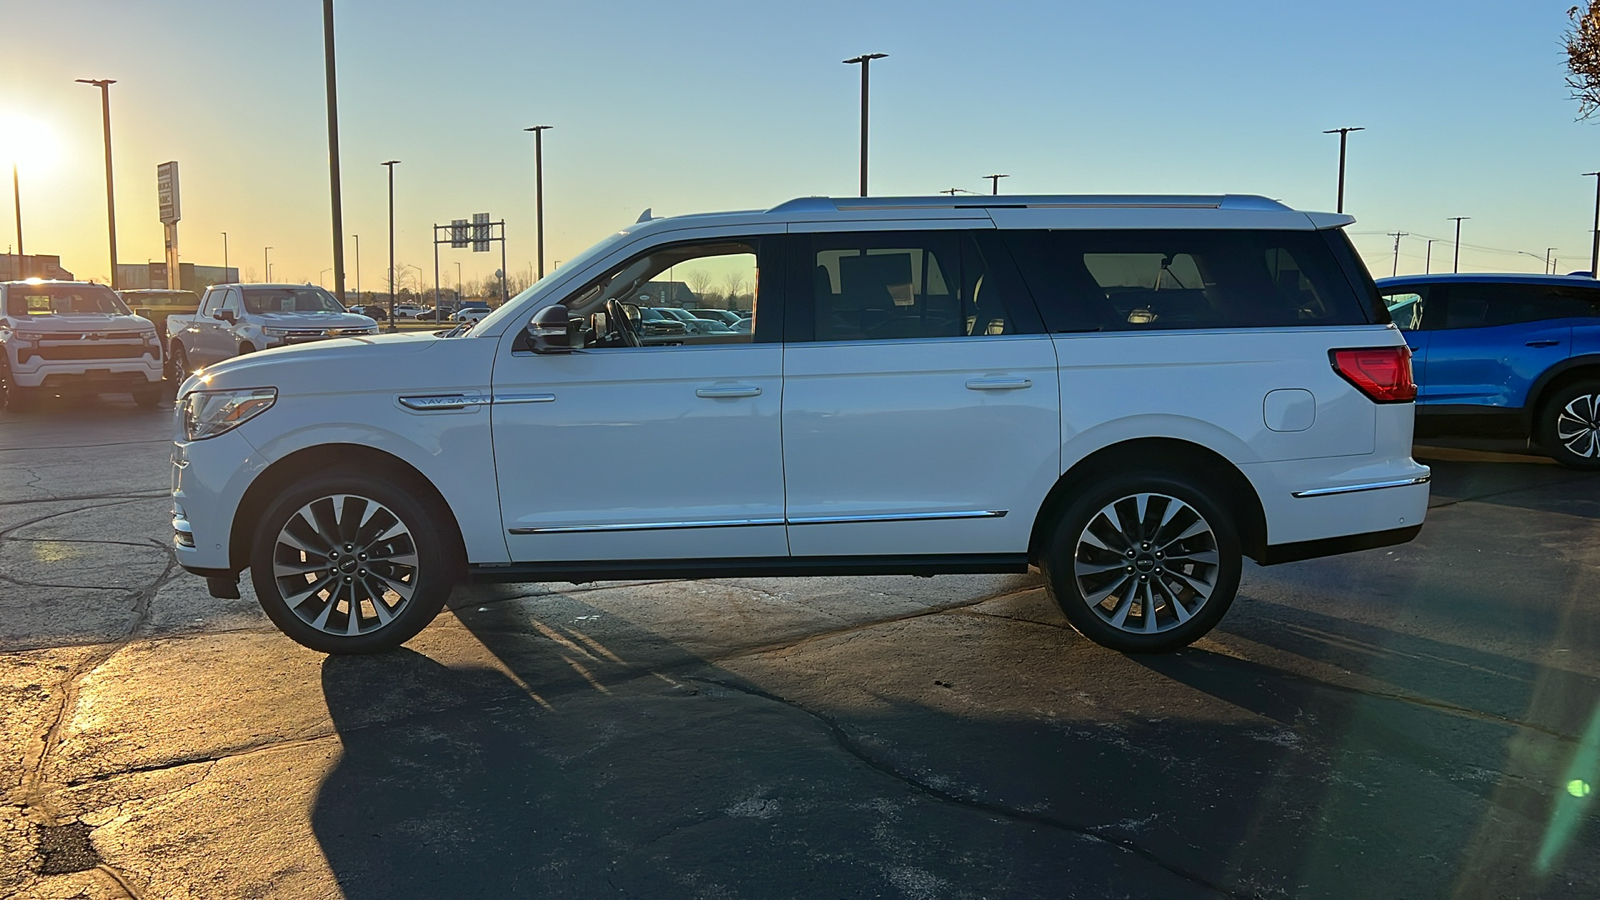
[1000,229,1378,332]
[6,284,130,317]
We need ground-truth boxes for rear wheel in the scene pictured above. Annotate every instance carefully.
[1040,473,1242,653]
[168,343,192,381]
[1538,380,1600,470]
[249,468,461,654]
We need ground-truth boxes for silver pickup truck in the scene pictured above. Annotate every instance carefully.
[166,283,378,377]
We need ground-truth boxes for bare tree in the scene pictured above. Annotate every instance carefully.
[1569,4,1600,117]
[684,269,715,301]
[721,272,747,310]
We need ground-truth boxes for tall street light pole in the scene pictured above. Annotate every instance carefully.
[382,160,400,331]
[1587,172,1600,278]
[221,232,228,281]
[456,261,462,300]
[1547,247,1559,275]
[353,234,360,295]
[263,247,272,283]
[1426,239,1440,275]
[984,174,1009,195]
[321,0,347,304]
[1322,127,1364,214]
[843,53,887,197]
[523,126,552,279]
[1448,216,1470,274]
[76,78,120,288]
[11,163,22,279]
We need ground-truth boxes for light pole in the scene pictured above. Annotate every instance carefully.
[11,162,22,279]
[1587,172,1600,278]
[264,247,272,283]
[455,261,462,301]
[1547,247,1559,275]
[221,232,228,281]
[1426,239,1440,274]
[353,234,360,295]
[843,53,887,197]
[524,125,552,278]
[382,160,400,331]
[1322,126,1365,214]
[984,174,1009,195]
[76,78,119,288]
[320,267,332,287]
[1448,216,1470,274]
[320,0,347,304]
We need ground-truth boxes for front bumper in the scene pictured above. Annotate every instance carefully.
[171,427,268,572]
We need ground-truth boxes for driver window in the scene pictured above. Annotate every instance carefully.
[563,240,760,348]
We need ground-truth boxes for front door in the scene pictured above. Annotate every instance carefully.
[781,228,1060,558]
[493,235,788,562]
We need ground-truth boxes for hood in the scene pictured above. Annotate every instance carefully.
[252,311,377,329]
[185,331,440,394]
[3,313,155,334]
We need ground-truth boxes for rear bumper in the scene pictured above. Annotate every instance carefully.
[1258,524,1422,566]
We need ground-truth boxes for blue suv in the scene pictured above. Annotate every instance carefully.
[1376,273,1600,468]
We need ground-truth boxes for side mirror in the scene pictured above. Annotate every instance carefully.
[526,305,578,354]
[134,307,152,319]
[213,310,236,324]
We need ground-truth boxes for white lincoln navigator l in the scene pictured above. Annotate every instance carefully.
[171,195,1429,654]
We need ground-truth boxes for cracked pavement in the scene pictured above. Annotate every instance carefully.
[2,396,1598,898]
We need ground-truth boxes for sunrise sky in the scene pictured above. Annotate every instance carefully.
[2,0,1598,290]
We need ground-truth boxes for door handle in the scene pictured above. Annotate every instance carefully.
[695,385,762,399]
[1525,340,1561,348]
[966,377,1033,391]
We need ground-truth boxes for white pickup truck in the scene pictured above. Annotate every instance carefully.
[166,283,378,376]
[0,280,164,409]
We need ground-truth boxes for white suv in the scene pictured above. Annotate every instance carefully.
[171,195,1429,654]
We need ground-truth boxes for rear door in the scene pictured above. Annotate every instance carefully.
[1422,283,1588,409]
[780,227,1059,558]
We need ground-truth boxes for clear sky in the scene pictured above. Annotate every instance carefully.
[1,0,1597,290]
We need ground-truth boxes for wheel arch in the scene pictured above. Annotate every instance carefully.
[1527,357,1600,431]
[1028,437,1269,564]
[229,443,466,573]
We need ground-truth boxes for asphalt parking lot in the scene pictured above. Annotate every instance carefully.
[1,396,1598,900]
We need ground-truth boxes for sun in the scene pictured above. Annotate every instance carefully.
[0,113,61,174]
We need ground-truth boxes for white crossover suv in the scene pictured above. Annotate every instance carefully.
[171,195,1429,654]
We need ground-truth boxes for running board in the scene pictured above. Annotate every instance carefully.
[466,554,1031,584]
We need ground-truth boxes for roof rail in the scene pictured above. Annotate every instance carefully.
[766,194,1291,214]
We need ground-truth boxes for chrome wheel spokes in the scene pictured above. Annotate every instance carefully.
[271,493,419,637]
[1556,394,1600,459]
[1073,492,1218,635]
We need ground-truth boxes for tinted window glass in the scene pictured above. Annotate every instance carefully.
[1442,283,1599,330]
[804,231,1028,342]
[1000,229,1373,332]
[242,287,343,314]
[5,284,128,317]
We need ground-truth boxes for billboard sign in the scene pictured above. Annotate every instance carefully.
[157,161,180,224]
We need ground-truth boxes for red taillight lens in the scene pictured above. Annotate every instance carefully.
[1330,346,1416,403]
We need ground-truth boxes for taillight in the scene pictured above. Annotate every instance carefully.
[1330,346,1416,403]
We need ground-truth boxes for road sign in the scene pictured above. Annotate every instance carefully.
[472,212,490,252]
[157,161,180,224]
[451,219,468,249]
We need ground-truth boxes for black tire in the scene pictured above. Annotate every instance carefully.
[168,343,191,381]
[132,386,163,408]
[249,467,462,654]
[1537,380,1600,470]
[0,361,34,411]
[1040,473,1242,654]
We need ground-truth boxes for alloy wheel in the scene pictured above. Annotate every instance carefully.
[1072,492,1220,635]
[1556,393,1600,459]
[270,494,420,637]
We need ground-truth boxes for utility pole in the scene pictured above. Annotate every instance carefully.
[1388,231,1409,277]
[382,160,400,331]
[11,163,22,279]
[1426,239,1440,275]
[1587,172,1600,278]
[353,234,360,295]
[1322,126,1364,214]
[221,232,228,281]
[263,247,272,283]
[76,79,119,288]
[1448,216,1470,274]
[1547,247,1558,275]
[523,125,552,278]
[843,53,887,197]
[984,174,1009,195]
[321,0,346,304]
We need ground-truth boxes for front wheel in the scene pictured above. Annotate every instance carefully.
[168,343,192,381]
[1538,380,1600,470]
[249,469,461,653]
[0,361,34,411]
[1040,474,1242,654]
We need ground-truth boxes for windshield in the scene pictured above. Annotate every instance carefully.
[6,284,130,317]
[242,287,345,314]
[121,290,200,310]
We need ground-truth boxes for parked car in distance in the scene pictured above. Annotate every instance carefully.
[390,304,425,319]
[2,280,165,408]
[453,307,491,323]
[118,289,201,350]
[654,307,733,334]
[689,308,743,327]
[166,283,377,377]
[1376,273,1600,468]
[172,193,1427,657]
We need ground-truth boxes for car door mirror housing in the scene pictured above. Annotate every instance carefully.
[213,310,236,324]
[527,305,578,354]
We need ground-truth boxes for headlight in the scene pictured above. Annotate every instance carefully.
[179,388,277,441]
[13,331,40,346]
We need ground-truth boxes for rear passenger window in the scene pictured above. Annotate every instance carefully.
[1441,283,1598,329]
[1001,230,1374,332]
[803,231,1037,342]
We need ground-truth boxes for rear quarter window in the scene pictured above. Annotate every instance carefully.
[999,229,1378,332]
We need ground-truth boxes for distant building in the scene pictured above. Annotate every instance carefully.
[116,262,239,292]
[637,281,698,307]
[0,253,75,281]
